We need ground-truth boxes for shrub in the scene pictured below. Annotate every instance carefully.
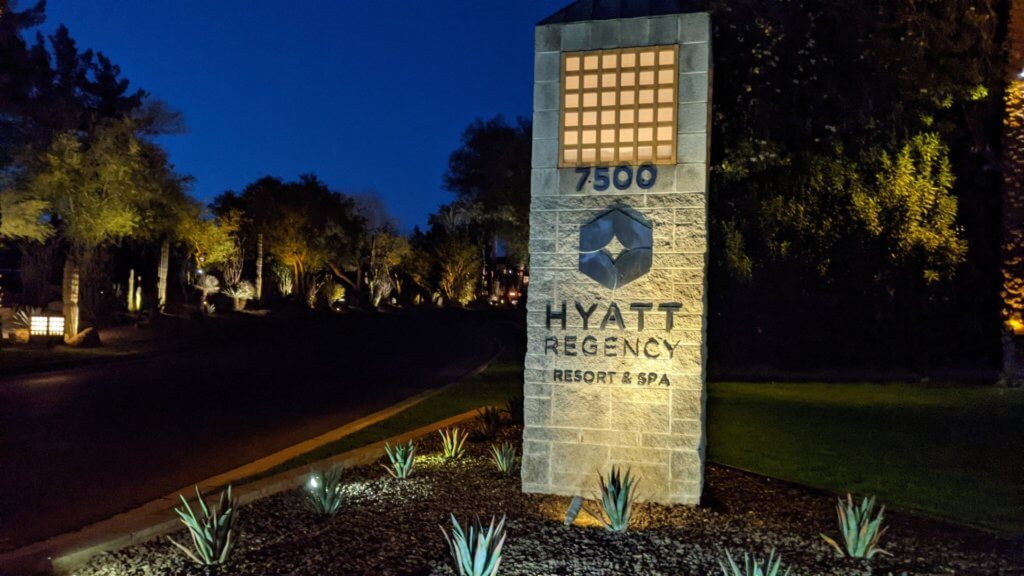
[718,549,790,576]
[441,514,507,576]
[306,464,345,517]
[12,306,42,329]
[194,274,220,302]
[167,485,237,565]
[476,406,503,439]
[585,466,639,532]
[502,394,524,426]
[382,440,416,479]
[821,494,890,559]
[439,426,468,460]
[490,442,517,474]
[222,281,255,310]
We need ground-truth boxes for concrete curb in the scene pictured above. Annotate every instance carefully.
[1,344,502,575]
[2,408,484,575]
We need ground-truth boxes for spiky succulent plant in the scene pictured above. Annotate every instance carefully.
[383,440,416,479]
[476,406,503,439]
[585,466,639,532]
[502,394,524,426]
[490,442,517,474]
[306,464,345,517]
[718,548,790,576]
[439,426,468,460]
[440,514,507,576]
[167,485,237,565]
[821,494,890,559]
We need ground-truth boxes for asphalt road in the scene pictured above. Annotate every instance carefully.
[0,309,502,550]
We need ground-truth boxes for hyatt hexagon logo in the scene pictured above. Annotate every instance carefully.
[578,204,653,290]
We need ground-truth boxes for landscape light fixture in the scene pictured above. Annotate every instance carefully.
[30,315,64,338]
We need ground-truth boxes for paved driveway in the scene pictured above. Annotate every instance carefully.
[0,309,500,550]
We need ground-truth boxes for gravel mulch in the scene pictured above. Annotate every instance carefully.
[69,427,1022,576]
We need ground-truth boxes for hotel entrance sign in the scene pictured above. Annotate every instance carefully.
[523,4,712,504]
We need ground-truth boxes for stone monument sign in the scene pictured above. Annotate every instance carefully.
[523,1,712,504]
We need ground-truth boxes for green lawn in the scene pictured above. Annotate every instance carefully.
[706,382,1024,535]
[252,361,1024,536]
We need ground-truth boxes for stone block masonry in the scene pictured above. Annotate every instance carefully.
[524,11,712,505]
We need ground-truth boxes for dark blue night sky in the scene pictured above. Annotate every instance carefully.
[39,1,567,230]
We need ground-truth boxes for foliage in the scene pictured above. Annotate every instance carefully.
[440,514,507,576]
[306,464,345,518]
[718,549,790,576]
[12,306,42,329]
[434,232,479,306]
[194,274,220,303]
[439,426,468,460]
[26,119,161,257]
[821,494,890,559]
[443,116,531,267]
[502,394,524,426]
[707,0,1004,368]
[222,280,255,310]
[490,442,516,474]
[222,280,255,301]
[177,203,239,270]
[364,230,411,307]
[0,188,51,242]
[382,440,416,479]
[272,262,293,296]
[213,175,365,300]
[167,485,237,566]
[475,406,503,440]
[585,466,639,532]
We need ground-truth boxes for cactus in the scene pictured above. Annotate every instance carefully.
[476,406,503,439]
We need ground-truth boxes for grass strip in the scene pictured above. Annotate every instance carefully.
[246,361,522,482]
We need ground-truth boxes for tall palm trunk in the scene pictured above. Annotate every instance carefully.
[157,238,169,310]
[255,233,263,304]
[62,256,79,343]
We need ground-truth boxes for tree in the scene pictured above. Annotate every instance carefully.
[26,118,162,340]
[706,0,1004,368]
[212,175,366,305]
[176,203,239,276]
[443,116,531,296]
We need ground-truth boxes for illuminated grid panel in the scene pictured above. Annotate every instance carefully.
[30,315,64,336]
[560,45,679,167]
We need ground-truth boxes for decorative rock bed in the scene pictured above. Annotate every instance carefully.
[69,427,1021,576]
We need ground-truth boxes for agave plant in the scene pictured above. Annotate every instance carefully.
[167,485,237,565]
[490,442,517,474]
[12,306,42,329]
[821,494,890,559]
[306,464,345,517]
[476,406,503,439]
[502,394,524,426]
[585,466,639,532]
[439,426,468,460]
[440,514,507,576]
[718,548,790,576]
[382,440,416,479]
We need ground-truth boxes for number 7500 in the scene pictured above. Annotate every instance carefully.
[575,164,657,192]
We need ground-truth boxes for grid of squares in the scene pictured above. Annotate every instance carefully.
[560,45,679,167]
